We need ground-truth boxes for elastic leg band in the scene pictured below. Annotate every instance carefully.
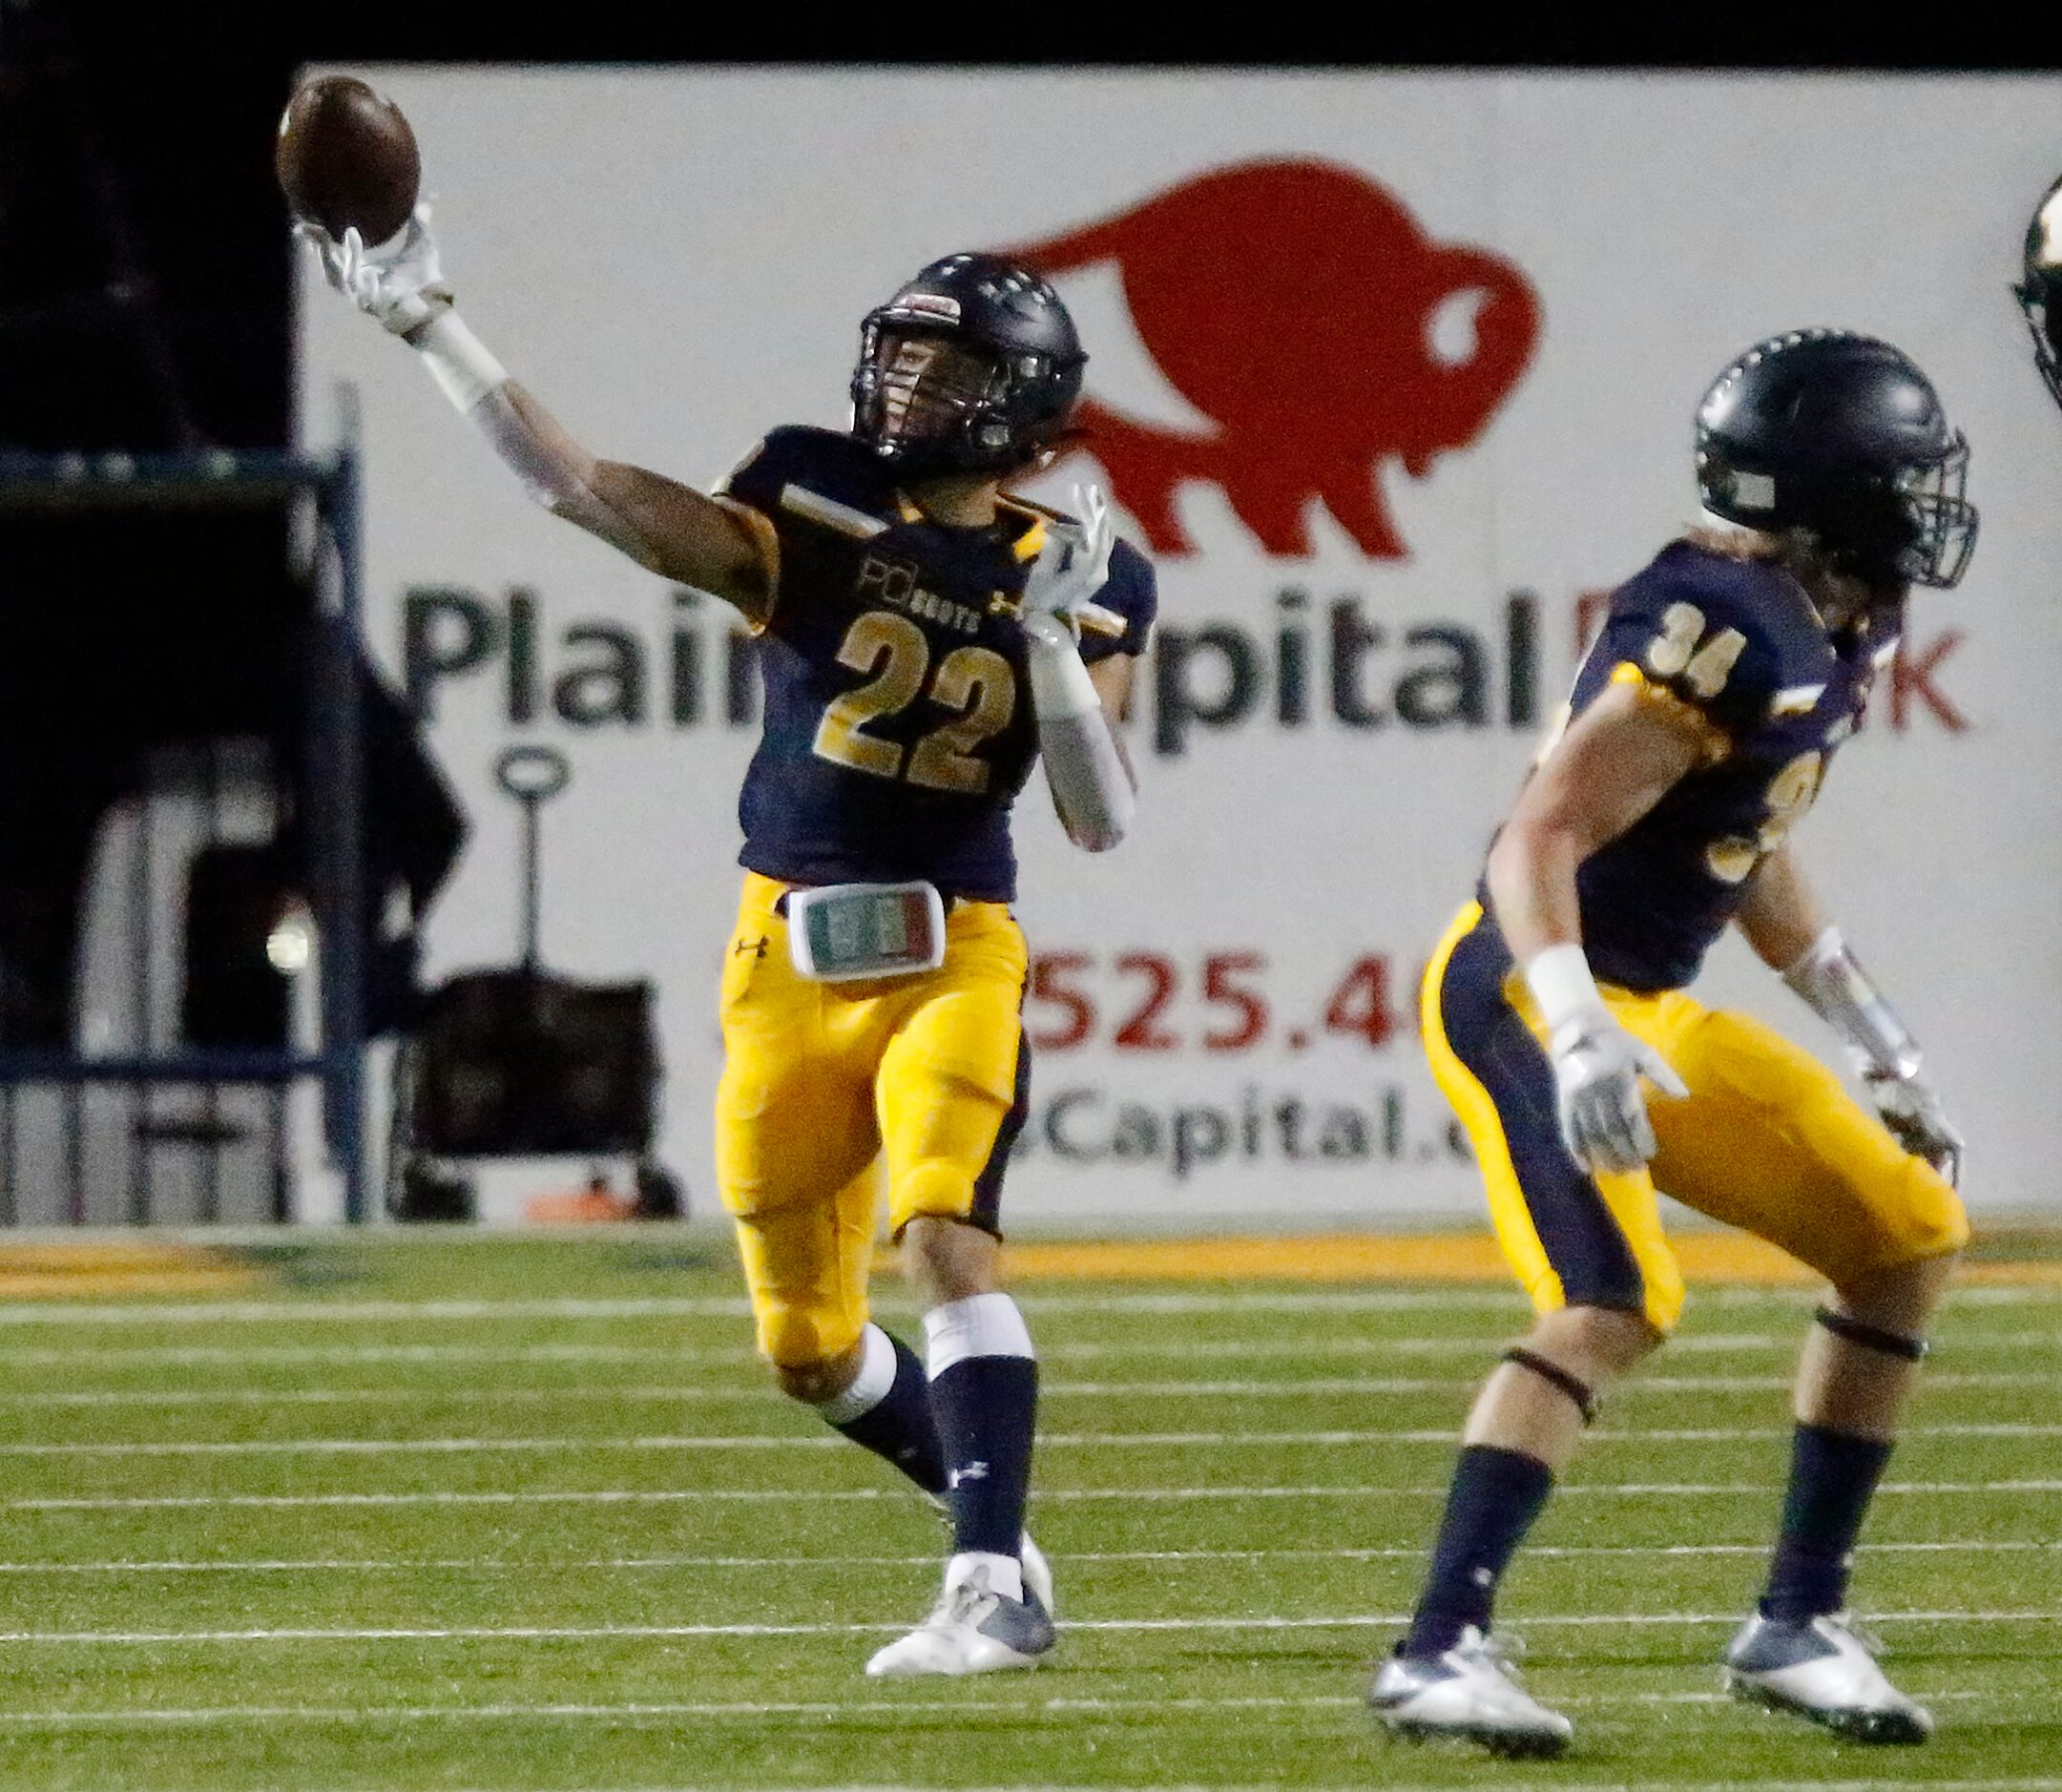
[1503,1346,1599,1425]
[1815,1305,1928,1363]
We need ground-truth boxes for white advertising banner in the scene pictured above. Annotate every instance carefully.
[300,69,2062,1225]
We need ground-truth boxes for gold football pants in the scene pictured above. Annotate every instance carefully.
[1423,902,1967,1333]
[715,873,1031,1366]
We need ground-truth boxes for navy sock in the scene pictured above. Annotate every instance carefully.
[928,1354,1038,1560]
[828,1331,947,1495]
[1760,1423,1894,1622]
[1404,1445,1554,1657]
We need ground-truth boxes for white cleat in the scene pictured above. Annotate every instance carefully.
[1368,1627,1573,1759]
[864,1556,1056,1678]
[1724,1611,1933,1744]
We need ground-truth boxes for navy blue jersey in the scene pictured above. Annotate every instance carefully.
[714,426,1156,902]
[1514,540,1900,992]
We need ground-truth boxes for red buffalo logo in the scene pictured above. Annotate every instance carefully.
[1008,158,1541,559]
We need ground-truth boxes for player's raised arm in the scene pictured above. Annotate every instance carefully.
[1738,845,1964,1184]
[302,212,773,624]
[1485,679,1701,1173]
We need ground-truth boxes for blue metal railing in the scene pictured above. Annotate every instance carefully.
[0,420,371,1222]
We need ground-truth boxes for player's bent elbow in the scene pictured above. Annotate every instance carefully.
[1066,815,1127,853]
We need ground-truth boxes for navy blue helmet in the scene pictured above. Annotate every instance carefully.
[1696,329,1976,591]
[2016,175,2062,414]
[851,253,1086,478]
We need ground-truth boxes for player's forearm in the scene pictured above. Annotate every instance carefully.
[1485,820,1587,965]
[405,311,661,569]
[1025,619,1135,852]
[1734,844,1830,973]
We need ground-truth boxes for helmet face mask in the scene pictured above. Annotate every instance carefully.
[1888,437,1976,589]
[859,330,1012,457]
[851,254,1086,480]
[1696,329,1977,594]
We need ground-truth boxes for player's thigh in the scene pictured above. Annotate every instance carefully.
[1646,1005,1968,1287]
[1422,904,1683,1332]
[876,908,1030,1237]
[715,881,886,1364]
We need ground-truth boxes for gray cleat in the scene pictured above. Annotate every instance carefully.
[1724,1611,1933,1744]
[865,1558,1056,1677]
[1369,1627,1573,1759]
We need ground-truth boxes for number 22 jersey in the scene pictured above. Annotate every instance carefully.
[714,426,1156,904]
[1541,538,1902,993]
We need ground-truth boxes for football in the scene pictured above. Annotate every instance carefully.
[275,75,421,245]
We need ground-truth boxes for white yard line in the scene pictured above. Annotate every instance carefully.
[9,1326,2060,1369]
[0,1539,2048,1573]
[1,1368,2049,1407]
[0,1610,2049,1645]
[0,1688,2002,1728]
[5,1328,2054,1367]
[2,1421,2053,1459]
[0,1283,2049,1326]
[10,1479,2062,1512]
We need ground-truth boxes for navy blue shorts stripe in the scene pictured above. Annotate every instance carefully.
[1439,911,1646,1314]
[968,1029,1030,1238]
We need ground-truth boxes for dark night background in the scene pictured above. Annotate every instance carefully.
[0,1,2048,1047]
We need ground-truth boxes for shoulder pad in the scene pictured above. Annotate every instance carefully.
[716,426,889,522]
[1602,543,1825,737]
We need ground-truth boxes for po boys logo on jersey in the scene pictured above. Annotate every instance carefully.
[1007,157,1541,560]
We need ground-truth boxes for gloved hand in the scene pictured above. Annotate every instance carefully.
[296,202,450,338]
[1549,1016,1689,1176]
[1860,1062,1964,1187]
[1021,483,1123,639]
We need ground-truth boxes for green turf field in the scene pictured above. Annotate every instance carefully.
[0,1232,2055,1791]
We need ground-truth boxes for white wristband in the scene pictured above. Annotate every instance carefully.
[410,310,509,414]
[1525,943,1608,1035]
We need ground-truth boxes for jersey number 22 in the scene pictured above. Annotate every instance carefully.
[814,611,1016,796]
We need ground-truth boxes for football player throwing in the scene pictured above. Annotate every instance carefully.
[1373,331,1973,1755]
[305,212,1155,1677]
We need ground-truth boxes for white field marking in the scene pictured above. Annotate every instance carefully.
[0,1282,2048,1327]
[7,1326,2055,1371]
[0,1689,2005,1732]
[12,1479,2062,1513]
[1,1538,2050,1573]
[6,1420,2057,1460]
[0,1610,2051,1646]
[4,1367,2051,1408]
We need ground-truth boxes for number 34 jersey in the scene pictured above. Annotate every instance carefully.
[1554,539,1902,993]
[714,426,1156,903]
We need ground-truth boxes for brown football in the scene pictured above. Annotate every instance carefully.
[276,75,420,245]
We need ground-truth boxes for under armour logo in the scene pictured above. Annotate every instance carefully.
[734,935,768,959]
[948,1462,990,1487]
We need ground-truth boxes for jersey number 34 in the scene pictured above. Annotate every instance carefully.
[814,611,1016,796]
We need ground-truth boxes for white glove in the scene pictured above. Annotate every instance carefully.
[1525,943,1686,1177]
[1021,483,1124,639]
[1860,1063,1964,1187]
[297,202,450,338]
[1549,1016,1690,1176]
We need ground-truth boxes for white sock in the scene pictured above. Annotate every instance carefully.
[810,1323,897,1426]
[947,1548,1024,1604]
[922,1291,1035,1376]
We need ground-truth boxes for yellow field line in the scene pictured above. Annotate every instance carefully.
[996,1233,2062,1286]
[0,1245,262,1300]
